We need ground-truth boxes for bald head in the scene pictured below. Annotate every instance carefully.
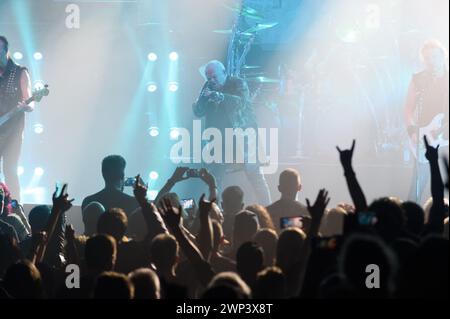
[205,60,227,89]
[278,168,301,199]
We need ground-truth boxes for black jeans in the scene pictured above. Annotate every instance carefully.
[209,162,272,206]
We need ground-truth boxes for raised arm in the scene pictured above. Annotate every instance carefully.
[154,167,189,203]
[198,168,218,202]
[133,175,168,241]
[293,189,330,296]
[64,224,79,266]
[337,140,368,213]
[197,194,215,261]
[36,184,73,264]
[423,136,445,234]
[159,199,214,286]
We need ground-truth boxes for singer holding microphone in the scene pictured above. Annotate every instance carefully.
[192,60,271,205]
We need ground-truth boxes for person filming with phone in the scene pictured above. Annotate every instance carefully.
[82,155,139,217]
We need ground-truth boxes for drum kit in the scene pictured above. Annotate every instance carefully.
[213,3,279,81]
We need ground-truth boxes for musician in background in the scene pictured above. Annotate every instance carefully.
[193,60,271,205]
[0,36,33,201]
[404,39,449,203]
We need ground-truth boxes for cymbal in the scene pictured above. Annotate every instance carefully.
[246,76,280,83]
[244,22,278,33]
[223,3,265,20]
[213,29,253,36]
[241,65,261,69]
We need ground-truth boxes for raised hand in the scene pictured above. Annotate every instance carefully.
[336,140,356,170]
[52,184,74,213]
[159,198,182,230]
[199,168,216,188]
[170,167,190,183]
[198,193,216,217]
[306,189,330,222]
[424,135,439,162]
[133,174,148,206]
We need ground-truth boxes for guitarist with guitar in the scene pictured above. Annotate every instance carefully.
[0,36,34,201]
[404,39,449,203]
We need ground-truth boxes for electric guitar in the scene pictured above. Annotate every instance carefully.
[0,85,50,128]
[409,112,449,163]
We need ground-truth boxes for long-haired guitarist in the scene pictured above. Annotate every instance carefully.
[404,39,449,203]
[0,36,33,201]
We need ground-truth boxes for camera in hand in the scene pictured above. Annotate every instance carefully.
[358,211,378,226]
[180,198,195,210]
[124,177,136,187]
[11,199,19,209]
[186,169,201,178]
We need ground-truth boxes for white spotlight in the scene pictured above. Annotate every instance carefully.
[33,52,43,61]
[169,52,179,61]
[147,83,158,92]
[148,126,159,137]
[147,52,158,61]
[33,124,44,134]
[34,167,44,176]
[149,171,159,180]
[170,128,180,140]
[168,82,179,92]
[13,52,23,60]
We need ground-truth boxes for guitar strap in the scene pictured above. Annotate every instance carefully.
[0,59,26,142]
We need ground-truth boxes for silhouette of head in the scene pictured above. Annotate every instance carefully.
[401,201,425,235]
[278,169,301,199]
[321,207,347,237]
[338,234,398,297]
[254,266,287,299]
[276,228,306,274]
[85,234,117,273]
[101,155,126,188]
[3,260,43,299]
[28,205,51,233]
[202,284,246,299]
[236,242,264,288]
[222,186,244,216]
[93,271,134,299]
[207,272,251,299]
[82,201,105,236]
[420,39,448,73]
[150,233,179,274]
[246,204,275,230]
[233,210,259,250]
[369,197,406,242]
[402,235,449,298]
[253,228,278,267]
[97,208,128,242]
[129,268,160,299]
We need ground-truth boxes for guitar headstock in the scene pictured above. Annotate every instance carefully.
[33,85,50,103]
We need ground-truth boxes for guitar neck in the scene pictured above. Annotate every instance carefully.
[24,95,36,105]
